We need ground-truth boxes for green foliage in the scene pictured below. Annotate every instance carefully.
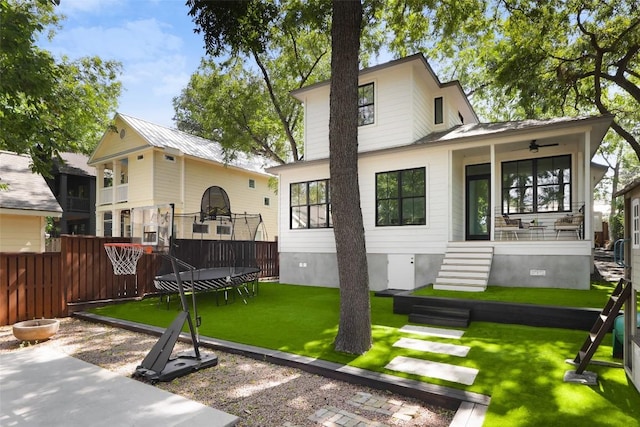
[0,0,122,175]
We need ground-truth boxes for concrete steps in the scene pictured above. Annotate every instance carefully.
[434,243,493,292]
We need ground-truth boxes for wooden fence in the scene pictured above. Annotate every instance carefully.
[0,236,279,326]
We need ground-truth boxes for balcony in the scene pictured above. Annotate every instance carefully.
[494,203,586,241]
[99,184,128,205]
[66,196,91,212]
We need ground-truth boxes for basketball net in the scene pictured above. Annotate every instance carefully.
[104,243,150,275]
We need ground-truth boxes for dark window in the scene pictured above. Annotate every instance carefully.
[502,155,571,214]
[264,197,270,206]
[249,179,255,188]
[376,167,426,226]
[358,83,374,126]
[217,225,231,235]
[435,97,443,124]
[290,179,332,229]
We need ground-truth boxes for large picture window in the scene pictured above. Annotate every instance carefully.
[358,82,374,126]
[376,167,426,226]
[290,179,331,229]
[502,155,571,214]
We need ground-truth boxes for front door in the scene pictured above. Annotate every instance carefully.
[466,164,491,240]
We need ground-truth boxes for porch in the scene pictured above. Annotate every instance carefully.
[492,204,585,241]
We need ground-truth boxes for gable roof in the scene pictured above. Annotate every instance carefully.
[89,113,272,175]
[0,151,62,215]
[290,53,479,123]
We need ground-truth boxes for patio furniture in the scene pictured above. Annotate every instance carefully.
[554,214,584,239]
[495,215,521,240]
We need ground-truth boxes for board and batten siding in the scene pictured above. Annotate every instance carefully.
[0,214,46,252]
[153,151,182,205]
[182,158,278,241]
[278,147,451,255]
[127,150,155,206]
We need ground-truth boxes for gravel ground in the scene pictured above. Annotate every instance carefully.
[0,318,455,426]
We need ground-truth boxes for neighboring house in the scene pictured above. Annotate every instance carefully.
[614,178,640,394]
[87,113,277,242]
[46,152,97,235]
[0,151,62,252]
[267,53,612,291]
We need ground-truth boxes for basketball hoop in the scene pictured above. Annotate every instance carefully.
[104,243,152,275]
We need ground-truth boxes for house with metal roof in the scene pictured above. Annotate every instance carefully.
[88,113,278,242]
[0,151,62,252]
[267,53,612,291]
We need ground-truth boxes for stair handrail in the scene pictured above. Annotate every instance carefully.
[613,238,629,267]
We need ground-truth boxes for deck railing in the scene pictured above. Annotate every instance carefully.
[494,202,586,241]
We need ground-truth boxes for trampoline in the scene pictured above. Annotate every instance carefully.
[154,266,260,304]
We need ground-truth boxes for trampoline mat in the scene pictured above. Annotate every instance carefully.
[154,266,260,293]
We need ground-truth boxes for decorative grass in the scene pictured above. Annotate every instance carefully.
[90,282,640,427]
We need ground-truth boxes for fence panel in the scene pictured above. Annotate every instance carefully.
[0,236,278,326]
[0,252,62,326]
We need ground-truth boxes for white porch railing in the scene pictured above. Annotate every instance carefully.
[100,187,113,205]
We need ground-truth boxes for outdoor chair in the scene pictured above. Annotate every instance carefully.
[495,215,521,240]
[554,214,583,239]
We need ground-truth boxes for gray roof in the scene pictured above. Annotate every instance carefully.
[0,151,62,214]
[54,152,95,177]
[118,113,274,175]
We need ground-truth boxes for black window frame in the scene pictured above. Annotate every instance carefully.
[290,179,332,229]
[501,154,572,214]
[376,167,426,226]
[434,96,443,125]
[358,82,374,126]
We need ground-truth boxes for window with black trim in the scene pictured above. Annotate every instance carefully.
[290,179,331,229]
[502,155,571,214]
[358,83,374,126]
[376,167,426,226]
[434,97,443,124]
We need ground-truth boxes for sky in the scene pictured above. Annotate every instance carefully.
[40,0,208,128]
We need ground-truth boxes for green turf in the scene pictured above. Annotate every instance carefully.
[90,282,640,427]
[412,281,621,308]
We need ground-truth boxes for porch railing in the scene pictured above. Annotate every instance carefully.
[494,203,586,241]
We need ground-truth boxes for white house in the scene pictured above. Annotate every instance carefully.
[267,54,612,291]
[0,151,62,252]
[88,113,278,242]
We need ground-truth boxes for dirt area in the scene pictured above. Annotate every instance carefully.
[0,318,455,427]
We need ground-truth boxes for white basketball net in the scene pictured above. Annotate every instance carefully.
[104,244,145,275]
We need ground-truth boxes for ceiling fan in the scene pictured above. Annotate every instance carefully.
[529,140,559,153]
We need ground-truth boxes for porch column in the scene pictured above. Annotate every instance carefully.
[490,144,497,241]
[96,164,104,205]
[584,131,592,239]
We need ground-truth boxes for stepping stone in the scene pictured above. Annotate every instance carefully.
[393,337,470,357]
[400,324,465,339]
[385,356,478,385]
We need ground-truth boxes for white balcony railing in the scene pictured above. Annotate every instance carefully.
[100,187,113,205]
[116,184,128,203]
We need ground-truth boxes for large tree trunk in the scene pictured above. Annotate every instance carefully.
[329,0,371,354]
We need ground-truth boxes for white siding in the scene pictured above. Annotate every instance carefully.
[127,151,154,206]
[0,214,46,252]
[153,151,182,205]
[303,89,330,161]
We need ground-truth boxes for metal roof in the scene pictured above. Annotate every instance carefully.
[118,113,273,175]
[0,151,62,214]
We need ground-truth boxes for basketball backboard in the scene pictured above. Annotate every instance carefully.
[130,204,174,253]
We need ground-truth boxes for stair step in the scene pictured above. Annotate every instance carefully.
[444,252,493,259]
[436,277,487,286]
[446,246,494,253]
[438,271,489,279]
[409,313,470,328]
[412,304,471,318]
[433,283,487,292]
[439,264,490,272]
[443,258,492,266]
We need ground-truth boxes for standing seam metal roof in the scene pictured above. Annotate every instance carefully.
[117,113,274,175]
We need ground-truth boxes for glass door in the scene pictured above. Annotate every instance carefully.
[466,164,491,240]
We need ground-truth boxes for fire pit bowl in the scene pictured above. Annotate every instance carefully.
[12,319,60,342]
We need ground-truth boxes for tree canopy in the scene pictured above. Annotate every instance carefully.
[0,0,121,175]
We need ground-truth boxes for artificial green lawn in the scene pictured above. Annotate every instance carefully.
[90,282,640,427]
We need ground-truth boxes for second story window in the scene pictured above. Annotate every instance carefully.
[435,97,443,125]
[358,82,374,126]
[249,179,255,188]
